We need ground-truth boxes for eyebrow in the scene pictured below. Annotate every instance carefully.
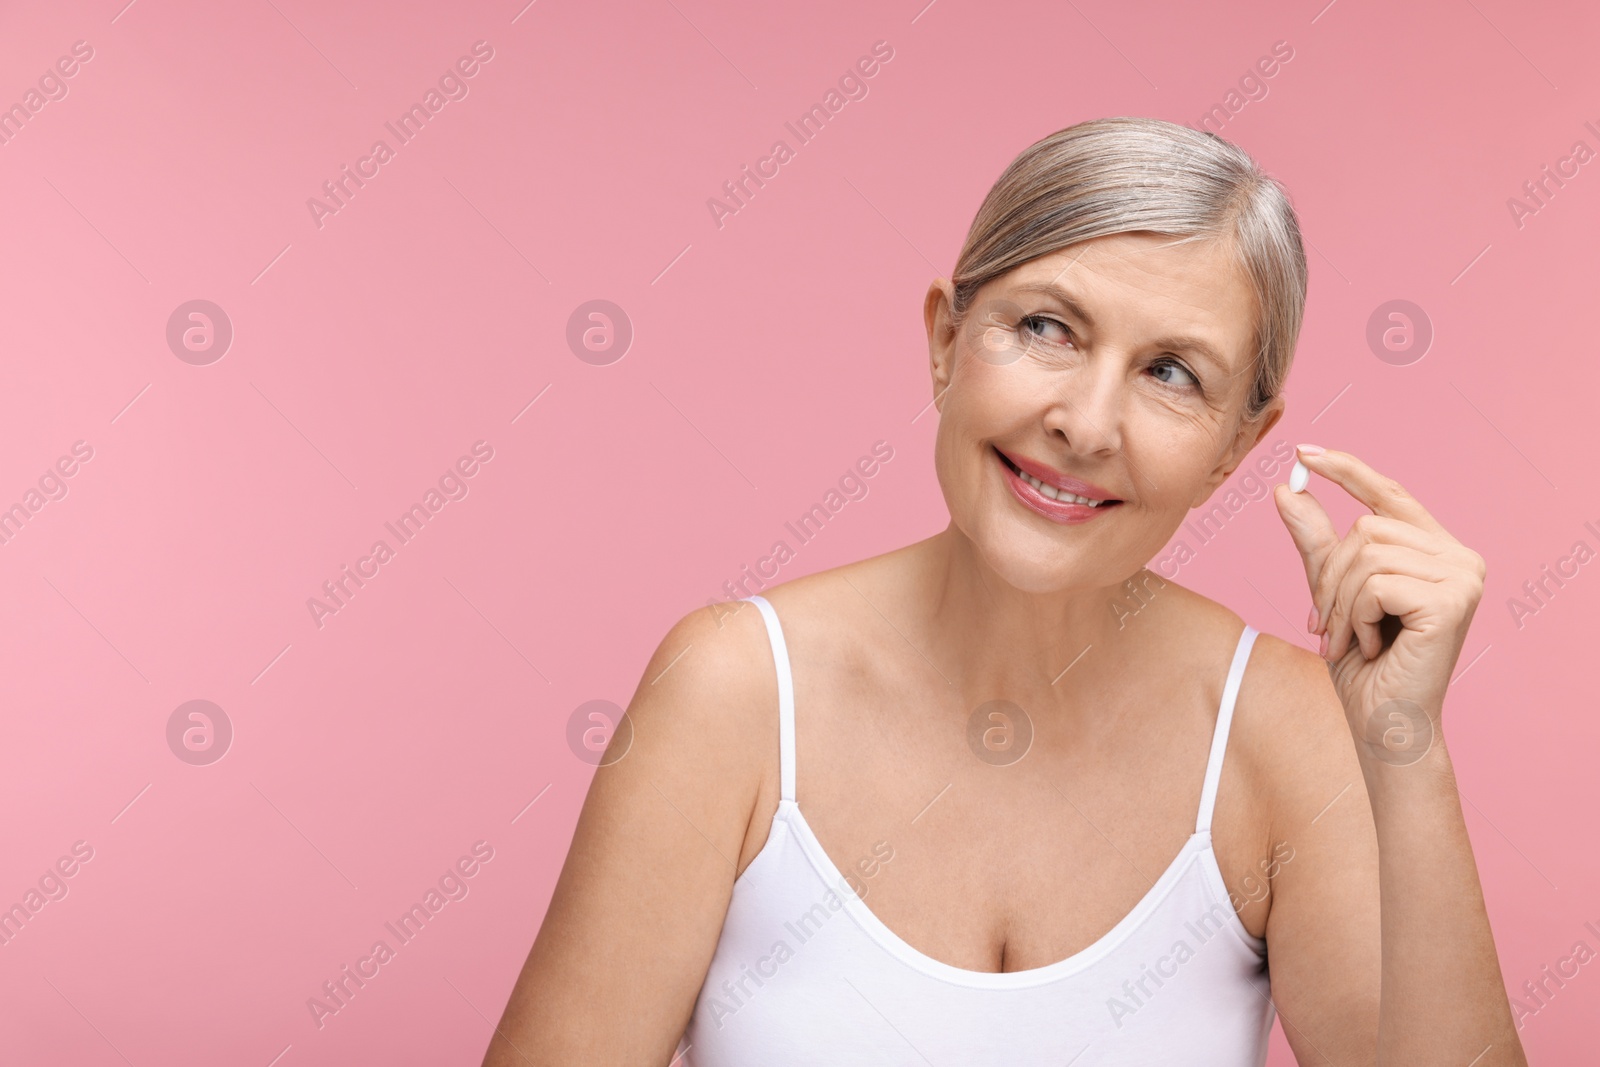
[1008,281,1234,372]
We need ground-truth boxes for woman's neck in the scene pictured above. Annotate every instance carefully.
[909,524,1167,711]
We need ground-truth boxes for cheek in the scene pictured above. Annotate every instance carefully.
[952,356,1042,432]
[936,357,1004,443]
[931,405,983,508]
[1125,409,1232,505]
[1140,457,1211,509]
[932,384,1008,516]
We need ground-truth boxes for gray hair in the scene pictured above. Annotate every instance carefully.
[949,116,1307,422]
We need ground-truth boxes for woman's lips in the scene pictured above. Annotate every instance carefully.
[995,447,1122,525]
[995,447,1119,500]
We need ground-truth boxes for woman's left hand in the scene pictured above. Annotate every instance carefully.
[1272,446,1487,760]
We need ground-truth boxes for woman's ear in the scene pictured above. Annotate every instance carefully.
[925,278,958,411]
[1190,396,1287,506]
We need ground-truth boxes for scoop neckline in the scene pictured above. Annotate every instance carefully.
[761,798,1259,990]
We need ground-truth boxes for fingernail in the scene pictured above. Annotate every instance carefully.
[1318,632,1328,658]
[1296,443,1325,456]
[1289,459,1310,493]
[1307,606,1318,633]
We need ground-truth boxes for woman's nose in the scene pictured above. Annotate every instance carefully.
[1041,361,1123,456]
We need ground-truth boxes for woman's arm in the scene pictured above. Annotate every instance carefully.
[1358,718,1521,1063]
[481,603,774,1066]
[1240,637,1382,1063]
[1269,446,1527,1065]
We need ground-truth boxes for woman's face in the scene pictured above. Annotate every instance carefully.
[926,231,1285,594]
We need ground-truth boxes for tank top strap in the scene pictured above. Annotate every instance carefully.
[744,595,796,803]
[1195,624,1259,835]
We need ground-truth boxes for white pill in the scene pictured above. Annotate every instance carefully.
[1289,459,1310,493]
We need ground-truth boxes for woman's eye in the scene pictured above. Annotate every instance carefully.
[1019,315,1072,346]
[1150,359,1199,390]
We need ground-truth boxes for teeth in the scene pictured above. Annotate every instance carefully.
[1018,468,1107,507]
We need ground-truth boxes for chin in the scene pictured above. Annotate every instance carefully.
[973,524,1100,595]
[970,502,1166,597]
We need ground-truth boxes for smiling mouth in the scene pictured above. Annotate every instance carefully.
[995,447,1123,508]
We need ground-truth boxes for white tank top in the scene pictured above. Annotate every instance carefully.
[676,594,1273,1066]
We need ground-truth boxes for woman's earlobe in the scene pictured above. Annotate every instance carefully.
[928,353,954,408]
[1190,462,1238,506]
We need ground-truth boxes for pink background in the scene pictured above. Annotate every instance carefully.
[1,0,1595,1062]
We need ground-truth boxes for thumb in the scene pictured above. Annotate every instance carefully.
[1274,482,1339,598]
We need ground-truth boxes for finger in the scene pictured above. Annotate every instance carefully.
[1346,573,1440,661]
[1324,544,1454,661]
[1294,447,1447,535]
[1273,482,1342,600]
[1345,514,1451,553]
[1312,515,1457,634]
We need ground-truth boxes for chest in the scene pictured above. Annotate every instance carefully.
[734,677,1273,971]
[695,805,1276,1066]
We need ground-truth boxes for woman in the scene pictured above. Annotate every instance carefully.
[483,117,1527,1065]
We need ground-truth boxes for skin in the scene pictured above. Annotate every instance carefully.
[482,232,1528,1065]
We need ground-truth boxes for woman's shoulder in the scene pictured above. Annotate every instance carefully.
[1167,588,1359,818]
[1150,578,1333,709]
[1140,584,1363,880]
[734,539,927,634]
[630,552,899,748]
[614,596,797,799]
[1101,577,1347,791]
[637,596,784,722]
